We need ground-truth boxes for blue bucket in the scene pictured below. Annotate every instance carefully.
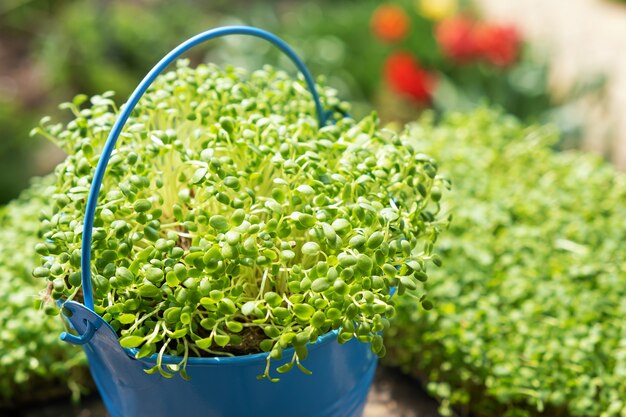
[59,26,377,417]
[61,301,377,417]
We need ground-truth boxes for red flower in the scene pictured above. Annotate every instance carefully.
[371,5,410,43]
[436,16,521,67]
[384,52,437,104]
[435,16,479,62]
[474,23,520,67]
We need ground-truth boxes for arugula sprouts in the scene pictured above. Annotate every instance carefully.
[34,60,448,380]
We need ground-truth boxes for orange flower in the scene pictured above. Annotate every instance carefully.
[371,5,410,43]
[435,16,479,62]
[384,52,437,104]
[474,23,520,67]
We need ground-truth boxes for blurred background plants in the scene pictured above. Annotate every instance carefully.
[0,0,602,203]
[0,176,91,409]
[386,108,626,417]
[0,0,220,203]
[213,0,602,142]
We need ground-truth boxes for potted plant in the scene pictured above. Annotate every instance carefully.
[33,27,448,417]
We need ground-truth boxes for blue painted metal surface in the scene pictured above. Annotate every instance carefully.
[60,26,376,417]
[63,301,377,417]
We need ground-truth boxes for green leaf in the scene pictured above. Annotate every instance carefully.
[119,335,144,349]
[191,167,208,184]
[137,284,161,298]
[135,343,156,359]
[196,337,213,350]
[241,301,258,316]
[133,199,152,213]
[226,320,244,333]
[166,271,180,287]
[209,215,229,232]
[214,334,230,347]
[366,231,384,249]
[296,362,313,375]
[293,304,315,321]
[301,242,320,257]
[118,313,136,324]
[277,362,294,373]
[311,278,330,293]
[146,267,164,284]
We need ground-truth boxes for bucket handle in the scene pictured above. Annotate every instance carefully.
[80,26,329,311]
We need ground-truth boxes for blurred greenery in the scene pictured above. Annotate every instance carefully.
[0,0,221,203]
[0,102,37,201]
[0,0,602,203]
[210,0,603,136]
[386,108,626,417]
[0,176,90,409]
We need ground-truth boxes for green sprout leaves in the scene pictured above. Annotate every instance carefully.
[385,109,626,417]
[34,61,448,381]
[0,177,90,405]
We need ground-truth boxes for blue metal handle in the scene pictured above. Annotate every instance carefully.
[80,26,328,310]
[61,320,97,345]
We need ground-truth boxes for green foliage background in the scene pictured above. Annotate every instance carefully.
[0,0,598,203]
[0,177,89,408]
[385,109,626,417]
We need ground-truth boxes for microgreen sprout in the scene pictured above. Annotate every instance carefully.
[33,60,448,380]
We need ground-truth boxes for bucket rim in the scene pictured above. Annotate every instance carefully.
[128,328,341,366]
[63,300,342,367]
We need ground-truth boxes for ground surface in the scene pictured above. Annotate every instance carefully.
[364,367,442,417]
[4,367,441,417]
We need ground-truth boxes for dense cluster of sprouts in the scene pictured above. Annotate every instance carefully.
[33,61,448,380]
